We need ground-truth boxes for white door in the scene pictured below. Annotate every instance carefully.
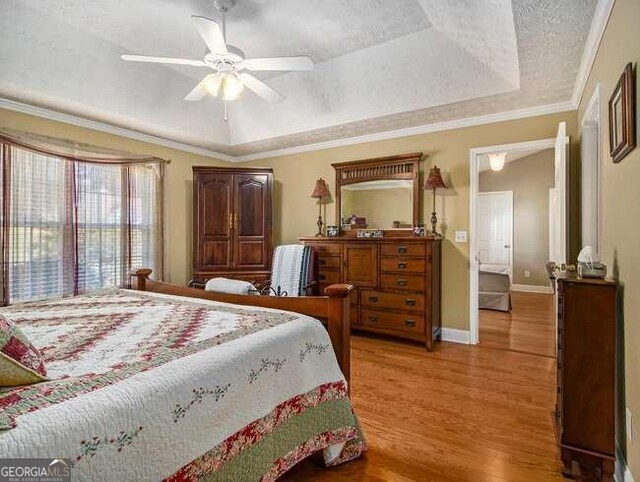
[478,191,513,274]
[550,122,569,264]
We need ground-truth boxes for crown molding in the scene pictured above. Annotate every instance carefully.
[1,97,576,163]
[570,0,615,108]
[0,98,236,162]
[233,101,575,162]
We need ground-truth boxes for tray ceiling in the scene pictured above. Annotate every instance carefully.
[0,0,598,157]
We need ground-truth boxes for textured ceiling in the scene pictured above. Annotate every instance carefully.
[0,0,598,157]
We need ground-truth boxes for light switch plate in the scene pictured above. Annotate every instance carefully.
[455,231,468,243]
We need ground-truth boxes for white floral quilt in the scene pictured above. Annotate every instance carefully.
[0,289,365,481]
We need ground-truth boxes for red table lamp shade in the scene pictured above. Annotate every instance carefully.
[424,166,447,190]
[310,178,330,236]
[310,178,330,198]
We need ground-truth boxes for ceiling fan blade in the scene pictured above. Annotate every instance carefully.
[242,56,314,71]
[184,74,220,101]
[239,73,284,103]
[191,15,228,55]
[184,83,207,102]
[121,54,206,67]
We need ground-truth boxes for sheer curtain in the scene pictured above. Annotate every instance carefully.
[0,134,165,305]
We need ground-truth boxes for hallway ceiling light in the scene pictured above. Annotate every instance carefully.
[488,152,507,171]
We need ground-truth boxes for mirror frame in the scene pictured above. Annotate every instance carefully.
[332,152,422,231]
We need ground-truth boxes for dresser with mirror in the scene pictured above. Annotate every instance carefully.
[300,153,442,350]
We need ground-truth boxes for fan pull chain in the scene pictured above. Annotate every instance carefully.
[224,101,228,121]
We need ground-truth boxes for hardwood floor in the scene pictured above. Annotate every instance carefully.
[284,292,561,481]
[480,291,556,357]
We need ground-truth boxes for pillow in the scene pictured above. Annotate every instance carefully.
[204,277,257,295]
[0,315,47,387]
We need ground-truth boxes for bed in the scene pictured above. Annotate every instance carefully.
[0,269,365,481]
[478,264,512,312]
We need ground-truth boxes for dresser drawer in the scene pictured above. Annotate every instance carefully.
[318,270,341,284]
[307,243,341,255]
[380,243,426,257]
[360,308,425,333]
[361,289,425,311]
[380,273,425,291]
[318,256,341,269]
[380,258,425,273]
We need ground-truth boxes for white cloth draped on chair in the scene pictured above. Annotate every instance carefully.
[270,245,312,297]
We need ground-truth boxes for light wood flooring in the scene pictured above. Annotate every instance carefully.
[284,292,560,481]
[480,291,556,358]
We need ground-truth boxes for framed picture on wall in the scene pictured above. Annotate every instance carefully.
[608,62,636,163]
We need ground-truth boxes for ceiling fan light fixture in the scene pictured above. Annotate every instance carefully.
[221,72,244,100]
[488,152,507,171]
[203,75,222,96]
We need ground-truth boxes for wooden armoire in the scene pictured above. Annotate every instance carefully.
[192,167,273,285]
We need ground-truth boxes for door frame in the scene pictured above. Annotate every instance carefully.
[580,83,602,256]
[477,190,514,278]
[469,137,560,345]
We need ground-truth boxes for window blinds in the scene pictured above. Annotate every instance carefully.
[0,141,164,305]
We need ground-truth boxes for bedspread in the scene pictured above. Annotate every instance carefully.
[0,289,365,481]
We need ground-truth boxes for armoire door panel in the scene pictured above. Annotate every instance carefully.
[235,175,269,238]
[199,177,233,237]
[200,240,232,269]
[236,241,265,267]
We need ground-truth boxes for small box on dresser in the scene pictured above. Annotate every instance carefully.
[300,236,442,350]
[555,272,618,481]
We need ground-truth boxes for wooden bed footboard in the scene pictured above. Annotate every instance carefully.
[129,269,353,385]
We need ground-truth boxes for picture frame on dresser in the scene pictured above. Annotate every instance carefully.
[608,62,636,163]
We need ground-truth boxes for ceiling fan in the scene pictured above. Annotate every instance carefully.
[121,0,313,105]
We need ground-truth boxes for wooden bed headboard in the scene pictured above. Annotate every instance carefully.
[129,269,354,386]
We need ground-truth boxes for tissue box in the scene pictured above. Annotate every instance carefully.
[578,262,607,278]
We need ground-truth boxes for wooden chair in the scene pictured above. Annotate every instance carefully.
[197,244,317,297]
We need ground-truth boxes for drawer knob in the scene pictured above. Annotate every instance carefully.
[404,319,416,328]
[404,299,416,307]
[319,274,326,281]
[398,246,407,253]
[368,315,378,322]
[398,262,407,269]
[319,259,326,266]
[396,278,407,287]
[369,296,379,303]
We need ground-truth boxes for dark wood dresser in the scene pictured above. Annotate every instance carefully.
[300,236,442,350]
[555,273,617,481]
[192,167,273,285]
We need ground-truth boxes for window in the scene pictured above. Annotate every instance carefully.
[0,141,164,305]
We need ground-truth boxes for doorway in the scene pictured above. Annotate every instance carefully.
[469,123,569,346]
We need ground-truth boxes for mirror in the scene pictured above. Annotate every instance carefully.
[340,179,414,229]
[333,152,421,232]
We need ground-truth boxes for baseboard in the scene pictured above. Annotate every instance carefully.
[441,328,470,344]
[615,447,636,482]
[511,284,554,294]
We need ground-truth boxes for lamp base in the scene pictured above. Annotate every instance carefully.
[315,214,324,237]
[430,211,439,236]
